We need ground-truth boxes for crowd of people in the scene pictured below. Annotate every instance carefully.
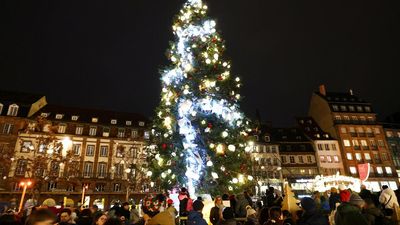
[0,185,399,225]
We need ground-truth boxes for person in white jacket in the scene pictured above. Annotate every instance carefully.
[379,185,399,210]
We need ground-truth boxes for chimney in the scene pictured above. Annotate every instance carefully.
[319,84,326,96]
[349,89,353,95]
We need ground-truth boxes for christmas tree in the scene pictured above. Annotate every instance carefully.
[147,0,254,195]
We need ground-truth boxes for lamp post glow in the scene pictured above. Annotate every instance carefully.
[81,185,88,207]
[18,180,32,213]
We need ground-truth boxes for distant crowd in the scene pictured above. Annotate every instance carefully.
[0,185,399,225]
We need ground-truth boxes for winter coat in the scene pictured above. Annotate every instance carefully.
[359,189,373,200]
[362,206,385,225]
[220,219,237,225]
[329,193,341,211]
[210,206,221,225]
[334,202,368,225]
[263,219,283,225]
[147,211,175,225]
[187,211,207,225]
[75,217,92,225]
[379,188,399,209]
[297,210,329,225]
[235,194,249,218]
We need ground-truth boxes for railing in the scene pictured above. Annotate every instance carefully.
[350,132,358,137]
[362,146,370,150]
[358,133,366,137]
[367,133,375,137]
[371,146,378,150]
[354,146,361,150]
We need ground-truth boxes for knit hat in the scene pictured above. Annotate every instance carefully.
[300,197,316,211]
[340,190,351,202]
[349,194,364,207]
[193,200,204,211]
[246,206,257,217]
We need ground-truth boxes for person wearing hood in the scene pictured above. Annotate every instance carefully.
[362,198,385,225]
[187,200,207,225]
[379,185,399,216]
[334,193,368,225]
[297,197,329,225]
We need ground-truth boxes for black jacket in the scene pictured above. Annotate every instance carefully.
[297,210,329,225]
[210,206,220,225]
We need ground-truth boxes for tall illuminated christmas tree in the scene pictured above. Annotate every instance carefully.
[147,0,254,195]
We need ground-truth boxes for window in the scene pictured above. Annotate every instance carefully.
[95,183,106,192]
[366,127,372,134]
[331,144,337,150]
[73,144,81,155]
[397,132,400,138]
[346,153,353,160]
[117,128,125,138]
[364,153,371,160]
[333,156,339,162]
[340,127,347,133]
[100,146,108,157]
[55,114,63,119]
[332,105,339,111]
[298,156,304,163]
[58,124,67,133]
[89,126,97,136]
[86,145,95,156]
[325,144,330,150]
[131,130,138,138]
[370,140,376,147]
[374,128,381,134]
[2,123,14,134]
[326,156,332,163]
[126,121,132,126]
[92,118,98,123]
[320,156,325,163]
[352,116,358,121]
[47,182,57,191]
[139,121,145,127]
[116,147,124,158]
[335,115,341,121]
[381,153,388,161]
[21,141,33,152]
[102,127,110,137]
[317,144,323,150]
[264,136,270,142]
[373,153,380,161]
[281,156,287,164]
[385,167,392,174]
[115,164,124,177]
[38,144,46,153]
[365,106,371,112]
[355,153,362,161]
[350,167,357,174]
[349,127,356,133]
[113,183,122,192]
[84,162,93,177]
[340,106,347,111]
[343,116,350,121]
[360,116,366,122]
[356,106,363,112]
[111,119,117,125]
[349,106,355,111]
[378,140,385,147]
[15,159,27,176]
[361,140,368,147]
[357,127,364,133]
[0,103,3,114]
[289,156,295,163]
[376,167,383,174]
[75,126,83,135]
[386,131,394,137]
[71,116,79,121]
[352,140,360,147]
[40,113,48,117]
[7,104,19,116]
[98,163,107,177]
[343,140,351,147]
[49,161,60,176]
[307,156,312,163]
[367,117,374,122]
[144,131,150,139]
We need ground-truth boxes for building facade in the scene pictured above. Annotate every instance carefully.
[309,85,398,191]
[382,123,400,181]
[297,117,345,176]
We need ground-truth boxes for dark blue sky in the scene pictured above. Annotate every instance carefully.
[1,0,399,125]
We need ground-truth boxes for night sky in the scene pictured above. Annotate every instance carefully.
[1,0,400,126]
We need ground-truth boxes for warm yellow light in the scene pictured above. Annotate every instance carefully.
[216,144,224,154]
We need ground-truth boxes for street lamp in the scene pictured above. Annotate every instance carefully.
[81,185,88,207]
[18,180,32,213]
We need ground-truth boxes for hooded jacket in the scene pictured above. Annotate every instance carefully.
[334,202,368,225]
[187,211,207,225]
[363,205,384,225]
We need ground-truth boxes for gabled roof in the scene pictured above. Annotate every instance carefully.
[32,104,149,127]
[0,90,46,117]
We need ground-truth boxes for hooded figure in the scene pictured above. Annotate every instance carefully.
[297,197,329,225]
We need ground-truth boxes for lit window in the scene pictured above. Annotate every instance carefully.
[7,104,19,116]
[92,118,98,123]
[355,153,362,161]
[86,145,95,156]
[350,167,357,174]
[357,127,364,133]
[374,128,381,134]
[343,116,350,121]
[335,115,341,121]
[352,116,358,121]
[320,156,325,163]
[72,116,79,121]
[100,146,108,157]
[55,114,63,119]
[340,127,347,133]
[397,132,400,138]
[376,167,383,174]
[83,162,93,177]
[385,167,392,174]
[349,127,356,133]
[364,153,371,160]
[58,124,67,133]
[365,106,371,112]
[360,116,366,121]
[340,106,347,111]
[117,128,125,138]
[75,126,83,135]
[2,123,14,134]
[366,128,372,134]
[333,156,339,162]
[113,183,121,192]
[349,106,355,111]
[343,140,351,147]
[131,130,138,138]
[89,127,97,136]
[352,140,359,147]
[98,163,107,178]
[40,113,48,117]
[139,121,145,127]
[289,156,295,163]
[126,121,132,126]
[332,105,339,111]
[144,131,150,139]
[317,144,323,150]
[327,156,332,163]
[307,156,312,163]
[111,119,117,125]
[361,140,368,147]
[73,144,81,155]
[103,127,110,137]
[346,153,353,160]
[21,141,33,152]
[386,131,394,137]
[0,103,3,114]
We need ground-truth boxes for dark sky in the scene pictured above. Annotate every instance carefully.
[1,0,400,126]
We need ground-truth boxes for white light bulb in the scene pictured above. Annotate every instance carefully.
[221,131,228,138]
[212,172,219,179]
[161,173,167,178]
[147,171,153,177]
[228,145,236,152]
[214,53,219,60]
[235,77,240,82]
[232,178,239,184]
[248,175,254,181]
[221,166,226,171]
[207,161,213,167]
[206,59,211,64]
[209,143,215,149]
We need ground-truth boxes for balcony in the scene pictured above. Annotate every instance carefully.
[367,133,375,137]
[374,160,382,164]
[362,146,370,150]
[350,132,358,137]
[358,133,366,137]
[354,146,361,150]
[371,146,378,150]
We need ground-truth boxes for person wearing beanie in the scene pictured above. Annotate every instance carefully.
[220,207,237,225]
[297,197,329,225]
[334,194,368,225]
[187,200,207,225]
[338,185,351,203]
